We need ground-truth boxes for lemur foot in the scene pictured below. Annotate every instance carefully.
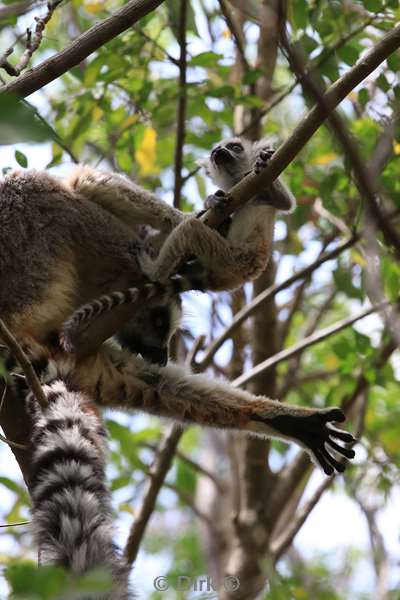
[254,149,275,175]
[205,189,233,210]
[253,407,356,476]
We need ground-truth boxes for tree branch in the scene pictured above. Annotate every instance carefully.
[0,320,47,409]
[123,423,183,565]
[1,0,164,97]
[200,23,400,230]
[173,0,187,208]
[232,300,389,388]
[194,235,358,371]
[270,475,334,561]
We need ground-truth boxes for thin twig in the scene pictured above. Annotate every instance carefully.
[0,520,30,528]
[0,320,47,409]
[0,0,64,77]
[0,432,27,450]
[140,441,224,492]
[233,300,389,388]
[270,475,334,561]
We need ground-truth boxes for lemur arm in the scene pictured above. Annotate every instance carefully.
[138,208,275,290]
[65,166,186,233]
[60,343,355,476]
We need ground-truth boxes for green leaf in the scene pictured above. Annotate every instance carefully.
[292,0,308,29]
[358,88,369,108]
[363,0,383,10]
[189,52,223,68]
[387,52,400,72]
[14,149,28,168]
[337,44,360,67]
[0,94,52,145]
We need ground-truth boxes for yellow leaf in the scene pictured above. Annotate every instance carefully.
[222,28,231,39]
[352,251,367,267]
[135,127,158,176]
[311,152,338,166]
[121,114,139,131]
[84,0,103,14]
[91,105,104,122]
[393,142,400,155]
[325,354,339,370]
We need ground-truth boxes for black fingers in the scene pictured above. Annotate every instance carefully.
[321,408,345,423]
[327,425,356,443]
[320,447,346,474]
[326,437,355,459]
[314,449,334,476]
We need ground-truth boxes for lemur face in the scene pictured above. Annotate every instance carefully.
[117,296,182,366]
[201,137,254,190]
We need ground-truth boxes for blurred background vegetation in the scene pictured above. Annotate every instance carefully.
[1,0,400,598]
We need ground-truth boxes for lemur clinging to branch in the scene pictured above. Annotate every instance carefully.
[62,136,295,347]
[0,137,292,362]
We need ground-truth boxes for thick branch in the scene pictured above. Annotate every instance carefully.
[1,0,164,97]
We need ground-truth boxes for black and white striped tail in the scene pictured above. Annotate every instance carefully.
[28,382,131,599]
[61,275,205,352]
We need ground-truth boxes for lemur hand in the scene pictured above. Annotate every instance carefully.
[205,189,233,210]
[252,407,356,475]
[254,148,275,175]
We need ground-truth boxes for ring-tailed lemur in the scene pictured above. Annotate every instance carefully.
[17,338,355,476]
[6,354,132,599]
[61,137,295,348]
[0,137,292,363]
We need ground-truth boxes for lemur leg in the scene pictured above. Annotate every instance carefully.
[138,217,271,290]
[68,344,356,476]
[66,165,185,233]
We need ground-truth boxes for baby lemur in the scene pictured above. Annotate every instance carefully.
[62,137,296,344]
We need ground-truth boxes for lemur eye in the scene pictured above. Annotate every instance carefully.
[226,143,243,152]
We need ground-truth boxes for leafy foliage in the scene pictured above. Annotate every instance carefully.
[1,0,400,598]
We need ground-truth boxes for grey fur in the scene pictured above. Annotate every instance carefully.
[27,380,132,599]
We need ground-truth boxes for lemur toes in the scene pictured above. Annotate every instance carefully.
[254,149,275,174]
[321,407,346,423]
[205,190,232,211]
[254,408,356,476]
